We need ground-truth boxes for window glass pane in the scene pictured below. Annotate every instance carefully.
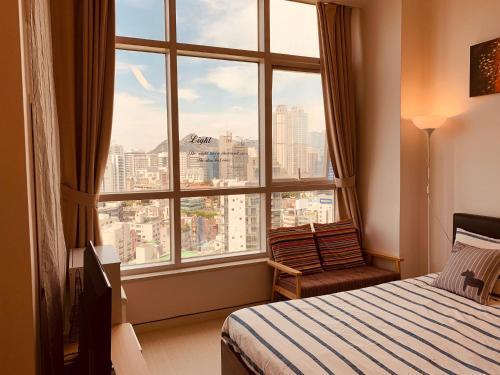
[177,0,258,50]
[181,194,261,260]
[271,191,335,228]
[271,0,320,57]
[102,50,169,193]
[98,199,171,266]
[178,57,259,189]
[272,70,327,180]
[116,0,165,40]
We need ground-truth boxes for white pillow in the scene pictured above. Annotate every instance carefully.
[455,228,500,295]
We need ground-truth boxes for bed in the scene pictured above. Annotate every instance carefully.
[221,213,500,374]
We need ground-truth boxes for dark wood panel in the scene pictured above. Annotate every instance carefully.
[221,340,253,375]
[453,213,500,242]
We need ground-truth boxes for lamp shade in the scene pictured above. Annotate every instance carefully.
[412,115,447,130]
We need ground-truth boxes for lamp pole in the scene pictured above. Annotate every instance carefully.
[424,128,434,274]
[412,115,446,275]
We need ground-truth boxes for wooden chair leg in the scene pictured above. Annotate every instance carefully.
[271,268,278,302]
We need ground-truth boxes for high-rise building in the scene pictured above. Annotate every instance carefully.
[246,146,259,182]
[218,189,259,253]
[102,144,125,192]
[135,243,161,263]
[219,132,248,182]
[272,105,309,178]
[180,151,209,183]
[99,213,134,262]
[306,147,320,176]
[111,151,168,190]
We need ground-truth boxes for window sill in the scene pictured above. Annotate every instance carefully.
[121,257,269,282]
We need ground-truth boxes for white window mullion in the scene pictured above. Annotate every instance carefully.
[167,0,182,266]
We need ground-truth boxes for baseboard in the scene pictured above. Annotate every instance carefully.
[133,300,269,334]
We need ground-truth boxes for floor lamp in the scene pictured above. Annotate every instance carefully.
[412,115,447,274]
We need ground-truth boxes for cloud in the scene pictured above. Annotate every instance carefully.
[130,66,154,91]
[192,1,257,50]
[183,0,318,56]
[112,92,259,150]
[200,0,221,9]
[180,111,259,140]
[112,92,168,151]
[117,61,167,95]
[179,88,200,102]
[270,0,319,57]
[205,65,257,97]
[115,60,143,73]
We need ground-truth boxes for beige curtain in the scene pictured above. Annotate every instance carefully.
[27,0,67,373]
[51,0,115,249]
[317,3,363,235]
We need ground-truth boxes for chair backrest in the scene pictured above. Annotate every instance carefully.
[267,224,313,259]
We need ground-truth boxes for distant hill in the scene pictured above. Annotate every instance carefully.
[149,140,169,154]
[149,134,260,154]
[149,134,220,154]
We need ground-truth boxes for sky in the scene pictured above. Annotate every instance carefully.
[113,0,324,152]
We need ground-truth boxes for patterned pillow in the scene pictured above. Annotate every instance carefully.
[313,220,365,271]
[432,242,500,305]
[455,228,500,296]
[268,225,322,275]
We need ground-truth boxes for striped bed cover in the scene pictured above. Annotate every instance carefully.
[221,274,500,374]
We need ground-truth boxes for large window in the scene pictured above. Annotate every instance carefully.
[101,0,335,271]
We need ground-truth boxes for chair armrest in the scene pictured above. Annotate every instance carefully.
[267,260,302,276]
[363,250,404,274]
[363,250,404,262]
[268,259,302,299]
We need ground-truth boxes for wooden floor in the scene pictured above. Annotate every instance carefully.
[137,317,227,375]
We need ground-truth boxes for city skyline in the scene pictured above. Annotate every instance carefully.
[99,190,334,266]
[103,104,328,193]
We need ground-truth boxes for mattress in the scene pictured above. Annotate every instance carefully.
[222,274,500,374]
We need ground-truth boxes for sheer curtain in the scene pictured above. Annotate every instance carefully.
[317,2,363,236]
[50,0,115,249]
[27,0,67,372]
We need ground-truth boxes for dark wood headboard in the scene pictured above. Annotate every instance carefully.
[453,213,500,242]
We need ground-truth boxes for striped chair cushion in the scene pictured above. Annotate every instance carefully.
[268,225,323,275]
[313,220,365,271]
[432,242,500,305]
[278,265,400,297]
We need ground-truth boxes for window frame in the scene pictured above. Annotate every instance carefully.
[103,0,336,276]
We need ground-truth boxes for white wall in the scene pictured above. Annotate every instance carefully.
[358,0,500,278]
[0,0,38,373]
[357,0,402,259]
[425,0,500,271]
[399,0,432,277]
[123,261,271,323]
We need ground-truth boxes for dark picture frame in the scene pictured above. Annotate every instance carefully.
[470,37,500,97]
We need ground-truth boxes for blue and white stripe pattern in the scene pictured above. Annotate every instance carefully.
[222,274,500,374]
